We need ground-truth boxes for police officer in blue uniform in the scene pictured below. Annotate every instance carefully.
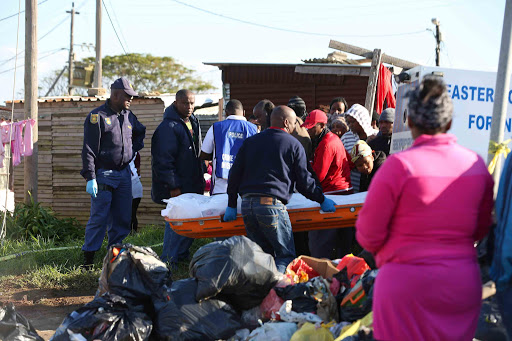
[81,77,146,269]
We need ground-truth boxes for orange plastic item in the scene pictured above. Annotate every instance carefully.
[110,247,120,263]
[336,254,370,279]
[341,281,366,307]
[164,203,362,239]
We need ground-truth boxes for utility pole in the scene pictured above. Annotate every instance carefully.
[88,0,105,96]
[432,18,441,66]
[24,0,38,204]
[487,0,512,195]
[66,2,79,95]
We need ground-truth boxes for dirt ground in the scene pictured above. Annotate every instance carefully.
[0,280,96,340]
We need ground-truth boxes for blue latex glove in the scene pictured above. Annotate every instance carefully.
[223,207,237,222]
[86,179,98,198]
[320,196,336,213]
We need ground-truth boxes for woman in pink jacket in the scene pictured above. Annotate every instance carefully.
[356,76,494,341]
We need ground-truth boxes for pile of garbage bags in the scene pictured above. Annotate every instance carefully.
[0,303,44,341]
[47,236,380,340]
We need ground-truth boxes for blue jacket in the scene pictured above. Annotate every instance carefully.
[227,128,324,208]
[81,100,146,181]
[151,104,205,204]
[491,153,512,289]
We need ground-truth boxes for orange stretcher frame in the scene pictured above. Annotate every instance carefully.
[164,203,362,238]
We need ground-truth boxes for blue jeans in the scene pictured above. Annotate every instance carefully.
[82,167,132,252]
[161,221,194,265]
[241,196,295,273]
[497,286,512,340]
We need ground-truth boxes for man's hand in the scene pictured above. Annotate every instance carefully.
[223,207,237,222]
[320,196,336,213]
[86,179,98,198]
[170,188,182,198]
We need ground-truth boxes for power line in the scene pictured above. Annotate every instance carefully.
[0,0,50,22]
[0,48,66,75]
[0,16,69,66]
[101,0,142,78]
[107,0,130,52]
[170,0,428,38]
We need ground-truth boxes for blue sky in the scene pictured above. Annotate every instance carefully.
[0,0,506,105]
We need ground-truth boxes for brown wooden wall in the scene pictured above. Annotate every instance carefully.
[11,98,217,227]
[220,65,369,113]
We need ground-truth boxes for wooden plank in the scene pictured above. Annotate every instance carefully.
[329,39,420,70]
[294,65,369,77]
[364,49,382,115]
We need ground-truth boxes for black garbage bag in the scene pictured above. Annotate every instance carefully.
[274,283,318,313]
[0,303,43,341]
[153,278,242,341]
[97,244,170,309]
[189,236,280,310]
[50,293,152,341]
[474,295,507,341]
[339,270,378,322]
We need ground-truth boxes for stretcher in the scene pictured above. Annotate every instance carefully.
[164,203,362,238]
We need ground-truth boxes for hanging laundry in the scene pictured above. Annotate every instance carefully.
[11,121,25,167]
[22,119,35,157]
[376,64,396,114]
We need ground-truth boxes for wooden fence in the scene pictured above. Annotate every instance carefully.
[11,97,218,227]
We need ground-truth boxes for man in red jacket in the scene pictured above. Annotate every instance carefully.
[302,109,353,258]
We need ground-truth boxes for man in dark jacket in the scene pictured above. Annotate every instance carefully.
[368,108,394,156]
[223,106,337,272]
[81,77,146,269]
[151,89,205,265]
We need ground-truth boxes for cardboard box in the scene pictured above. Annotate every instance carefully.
[296,255,339,279]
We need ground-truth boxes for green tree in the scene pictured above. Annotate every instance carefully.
[40,53,215,96]
[83,53,215,94]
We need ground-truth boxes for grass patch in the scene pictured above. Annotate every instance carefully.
[0,225,214,289]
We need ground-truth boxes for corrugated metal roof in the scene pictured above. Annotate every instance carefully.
[6,92,223,108]
[204,62,371,69]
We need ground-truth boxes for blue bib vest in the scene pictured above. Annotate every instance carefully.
[213,119,258,179]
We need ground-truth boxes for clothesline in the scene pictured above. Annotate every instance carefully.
[0,118,35,168]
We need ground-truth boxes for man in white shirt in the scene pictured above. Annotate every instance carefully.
[200,99,258,195]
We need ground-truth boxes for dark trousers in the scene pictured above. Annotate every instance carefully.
[308,190,354,259]
[497,287,512,340]
[131,197,141,233]
[242,196,295,273]
[82,167,132,252]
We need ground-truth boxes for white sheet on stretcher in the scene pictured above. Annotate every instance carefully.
[161,192,367,220]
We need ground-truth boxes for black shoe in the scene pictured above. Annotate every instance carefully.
[82,251,95,271]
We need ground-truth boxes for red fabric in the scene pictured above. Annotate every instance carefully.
[286,258,320,281]
[336,254,370,279]
[268,126,287,132]
[376,64,396,113]
[311,131,351,192]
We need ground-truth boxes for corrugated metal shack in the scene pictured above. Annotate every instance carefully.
[7,94,220,226]
[204,62,372,113]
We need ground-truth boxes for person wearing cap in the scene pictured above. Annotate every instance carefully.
[327,97,348,129]
[350,140,386,192]
[341,104,378,192]
[81,77,146,269]
[287,95,307,121]
[223,106,337,272]
[368,108,395,156]
[302,109,353,259]
[151,89,205,266]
